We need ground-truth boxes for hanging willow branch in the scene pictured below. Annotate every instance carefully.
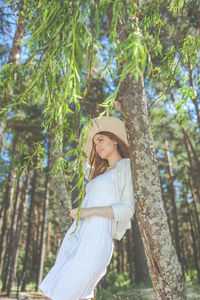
[1,0,195,220]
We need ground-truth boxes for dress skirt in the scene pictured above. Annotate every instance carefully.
[39,168,117,300]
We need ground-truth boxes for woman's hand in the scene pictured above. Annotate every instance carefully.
[70,206,114,220]
[70,208,91,220]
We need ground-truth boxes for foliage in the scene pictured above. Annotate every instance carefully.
[2,0,196,207]
[0,0,200,293]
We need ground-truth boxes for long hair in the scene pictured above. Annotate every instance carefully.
[88,131,129,180]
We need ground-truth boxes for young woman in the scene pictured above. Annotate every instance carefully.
[39,116,135,300]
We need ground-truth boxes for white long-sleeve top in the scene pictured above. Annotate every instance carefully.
[84,158,135,240]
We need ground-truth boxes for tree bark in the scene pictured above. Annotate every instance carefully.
[116,9,186,297]
[188,175,200,236]
[0,135,18,276]
[132,218,151,283]
[33,207,42,290]
[182,128,200,172]
[49,133,72,237]
[21,167,37,291]
[120,73,186,299]
[116,240,121,273]
[7,3,26,65]
[2,174,22,292]
[125,229,134,284]
[6,167,31,296]
[2,169,27,294]
[184,188,200,283]
[0,168,17,275]
[182,129,200,201]
[47,221,51,255]
[164,139,182,264]
[36,171,50,290]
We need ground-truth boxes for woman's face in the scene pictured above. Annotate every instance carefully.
[93,134,117,160]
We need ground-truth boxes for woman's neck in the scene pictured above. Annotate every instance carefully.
[107,155,122,169]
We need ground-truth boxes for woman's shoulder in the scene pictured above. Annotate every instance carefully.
[116,158,130,167]
[115,158,131,173]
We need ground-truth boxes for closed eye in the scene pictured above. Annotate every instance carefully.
[94,138,103,148]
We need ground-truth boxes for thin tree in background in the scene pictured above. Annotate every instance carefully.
[0,135,18,275]
[36,169,50,290]
[21,163,37,291]
[132,219,150,284]
[164,139,182,264]
[184,188,200,283]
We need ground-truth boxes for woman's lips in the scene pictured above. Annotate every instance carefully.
[98,149,104,154]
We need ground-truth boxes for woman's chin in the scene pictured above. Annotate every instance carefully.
[98,153,106,159]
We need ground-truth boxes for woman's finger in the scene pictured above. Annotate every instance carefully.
[70,208,78,219]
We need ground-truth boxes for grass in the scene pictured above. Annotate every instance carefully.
[96,285,200,300]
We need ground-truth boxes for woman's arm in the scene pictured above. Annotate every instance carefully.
[70,206,114,220]
[111,160,135,222]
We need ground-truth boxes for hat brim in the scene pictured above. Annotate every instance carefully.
[80,116,129,162]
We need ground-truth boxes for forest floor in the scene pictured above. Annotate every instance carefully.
[96,286,200,300]
[0,286,200,300]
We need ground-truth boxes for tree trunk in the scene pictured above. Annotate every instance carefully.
[0,169,17,275]
[3,171,25,295]
[160,182,173,237]
[49,133,72,237]
[116,10,186,296]
[188,175,200,236]
[47,221,51,255]
[36,171,50,290]
[33,207,42,290]
[116,240,121,273]
[0,135,18,275]
[132,218,150,283]
[184,188,200,283]
[6,167,31,296]
[182,129,200,203]
[2,175,22,292]
[30,207,38,282]
[125,229,134,284]
[120,73,186,299]
[21,167,37,291]
[111,245,117,272]
[182,128,200,172]
[164,139,182,264]
[116,17,186,299]
[7,4,26,65]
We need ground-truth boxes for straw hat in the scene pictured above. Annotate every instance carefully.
[81,116,129,161]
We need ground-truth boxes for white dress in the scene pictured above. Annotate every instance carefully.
[39,168,117,300]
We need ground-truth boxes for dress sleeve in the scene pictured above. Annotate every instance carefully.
[111,161,135,222]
